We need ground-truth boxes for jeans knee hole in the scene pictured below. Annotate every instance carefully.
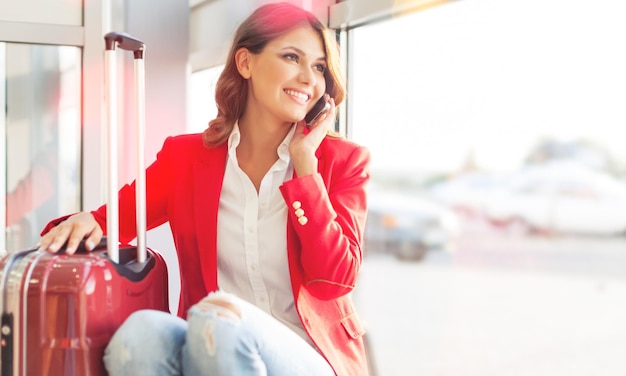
[202,322,217,356]
[195,297,241,320]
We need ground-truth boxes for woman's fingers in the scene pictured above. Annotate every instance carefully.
[64,221,92,255]
[85,226,104,252]
[289,96,337,176]
[39,212,101,254]
[309,97,335,133]
[39,222,73,253]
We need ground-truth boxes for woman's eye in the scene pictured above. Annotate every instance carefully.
[283,53,299,62]
[314,64,327,73]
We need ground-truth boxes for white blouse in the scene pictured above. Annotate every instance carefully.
[216,123,311,344]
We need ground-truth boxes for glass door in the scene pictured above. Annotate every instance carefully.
[3,43,81,252]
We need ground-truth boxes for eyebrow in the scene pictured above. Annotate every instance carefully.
[280,46,326,62]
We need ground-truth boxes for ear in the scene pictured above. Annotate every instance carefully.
[235,48,252,79]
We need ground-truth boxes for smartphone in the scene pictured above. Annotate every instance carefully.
[304,96,331,127]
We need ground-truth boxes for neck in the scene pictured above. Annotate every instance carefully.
[237,115,291,158]
[235,116,293,192]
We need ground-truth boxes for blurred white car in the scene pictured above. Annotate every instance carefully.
[429,172,509,219]
[483,162,626,236]
[364,188,461,261]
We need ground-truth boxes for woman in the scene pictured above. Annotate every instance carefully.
[39,2,370,375]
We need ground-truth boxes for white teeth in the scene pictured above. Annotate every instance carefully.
[285,89,309,102]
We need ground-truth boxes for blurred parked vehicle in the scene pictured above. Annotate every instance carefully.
[483,162,626,236]
[431,162,626,237]
[364,187,461,261]
[429,172,509,219]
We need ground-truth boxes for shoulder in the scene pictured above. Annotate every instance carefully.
[162,133,204,150]
[159,133,219,158]
[157,133,227,170]
[154,133,207,167]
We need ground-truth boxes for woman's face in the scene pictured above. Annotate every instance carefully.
[242,25,327,124]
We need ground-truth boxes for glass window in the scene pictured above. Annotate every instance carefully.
[0,0,82,26]
[188,65,224,134]
[3,44,81,252]
[350,1,626,375]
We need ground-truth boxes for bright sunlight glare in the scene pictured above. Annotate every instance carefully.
[350,0,626,174]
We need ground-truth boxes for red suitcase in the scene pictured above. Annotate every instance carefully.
[0,32,169,376]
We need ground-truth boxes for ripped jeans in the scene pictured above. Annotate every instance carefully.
[103,291,335,376]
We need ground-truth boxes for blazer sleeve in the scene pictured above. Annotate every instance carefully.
[279,143,371,300]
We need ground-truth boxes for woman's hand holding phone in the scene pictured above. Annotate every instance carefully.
[289,94,335,177]
[305,100,331,129]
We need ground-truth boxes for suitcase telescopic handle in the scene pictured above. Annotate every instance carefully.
[103,32,147,264]
[104,32,145,58]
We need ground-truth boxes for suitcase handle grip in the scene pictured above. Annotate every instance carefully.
[104,32,145,59]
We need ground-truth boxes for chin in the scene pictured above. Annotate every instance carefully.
[286,114,305,124]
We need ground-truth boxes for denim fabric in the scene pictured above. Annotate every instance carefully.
[103,292,335,376]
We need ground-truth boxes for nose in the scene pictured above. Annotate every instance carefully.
[298,65,317,86]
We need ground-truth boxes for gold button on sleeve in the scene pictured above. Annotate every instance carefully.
[295,208,304,217]
[298,216,308,225]
[292,201,302,210]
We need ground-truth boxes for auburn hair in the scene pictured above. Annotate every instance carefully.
[202,2,346,147]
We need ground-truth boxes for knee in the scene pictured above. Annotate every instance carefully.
[107,311,151,351]
[104,310,187,374]
[104,311,152,372]
[192,292,242,320]
[186,292,244,357]
[105,310,186,361]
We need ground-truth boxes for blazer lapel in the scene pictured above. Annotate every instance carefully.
[193,143,227,292]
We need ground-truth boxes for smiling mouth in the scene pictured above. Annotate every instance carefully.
[284,89,310,103]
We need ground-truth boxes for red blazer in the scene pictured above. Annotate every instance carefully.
[45,133,371,376]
